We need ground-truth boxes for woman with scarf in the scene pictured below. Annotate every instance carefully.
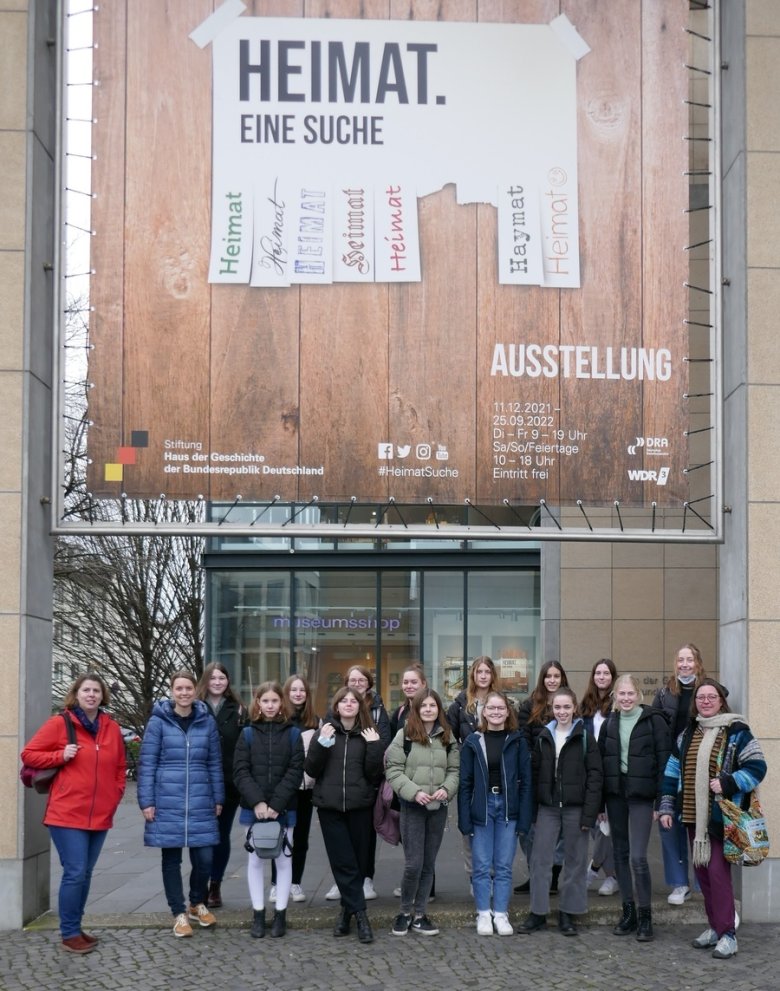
[659,677,766,960]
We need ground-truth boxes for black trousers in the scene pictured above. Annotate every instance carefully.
[317,806,373,914]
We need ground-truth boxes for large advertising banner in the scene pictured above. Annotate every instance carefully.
[85,0,690,510]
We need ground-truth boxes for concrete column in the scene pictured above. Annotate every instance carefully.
[720,0,780,920]
[0,0,56,928]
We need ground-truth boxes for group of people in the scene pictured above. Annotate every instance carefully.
[20,645,766,961]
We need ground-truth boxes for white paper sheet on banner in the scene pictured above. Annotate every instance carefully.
[192,9,589,288]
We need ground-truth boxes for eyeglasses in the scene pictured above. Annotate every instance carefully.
[485,705,508,712]
[696,695,720,703]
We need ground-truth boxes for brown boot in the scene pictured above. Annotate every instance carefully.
[207,881,222,908]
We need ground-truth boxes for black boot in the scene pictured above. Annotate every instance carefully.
[250,909,265,938]
[558,910,577,936]
[550,864,562,895]
[333,907,351,937]
[355,910,374,944]
[636,907,654,942]
[207,881,222,909]
[613,901,637,936]
[270,909,287,938]
[517,912,547,934]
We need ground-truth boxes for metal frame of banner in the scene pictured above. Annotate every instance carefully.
[52,0,723,544]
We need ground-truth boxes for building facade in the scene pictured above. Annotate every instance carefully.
[1,0,778,928]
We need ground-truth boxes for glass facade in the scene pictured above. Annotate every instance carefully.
[208,562,540,716]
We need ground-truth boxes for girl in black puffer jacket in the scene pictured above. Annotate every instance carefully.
[519,688,603,937]
[305,686,384,944]
[599,675,671,943]
[233,681,304,939]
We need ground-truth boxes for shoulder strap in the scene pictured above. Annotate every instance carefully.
[243,725,253,747]
[61,711,76,745]
[403,737,412,756]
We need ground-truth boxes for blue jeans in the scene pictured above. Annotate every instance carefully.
[659,817,696,889]
[49,826,108,938]
[203,794,239,884]
[161,846,212,917]
[470,793,518,914]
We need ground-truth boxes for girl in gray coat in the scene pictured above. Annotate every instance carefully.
[386,689,459,937]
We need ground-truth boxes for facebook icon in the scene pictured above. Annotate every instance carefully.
[377,443,394,460]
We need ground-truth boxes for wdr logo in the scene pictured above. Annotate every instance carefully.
[627,467,670,486]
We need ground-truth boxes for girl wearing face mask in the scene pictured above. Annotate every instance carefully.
[518,688,603,937]
[659,678,766,961]
[233,682,304,939]
[195,662,247,910]
[651,643,706,906]
[305,687,384,944]
[385,689,459,937]
[600,674,671,943]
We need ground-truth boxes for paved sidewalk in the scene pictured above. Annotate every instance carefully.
[4,785,775,991]
[35,784,713,931]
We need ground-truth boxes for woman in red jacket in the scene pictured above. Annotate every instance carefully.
[21,672,126,954]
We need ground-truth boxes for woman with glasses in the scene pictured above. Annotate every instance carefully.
[458,691,532,936]
[599,674,671,943]
[659,678,766,960]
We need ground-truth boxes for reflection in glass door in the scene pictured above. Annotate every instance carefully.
[208,564,540,716]
[294,571,378,716]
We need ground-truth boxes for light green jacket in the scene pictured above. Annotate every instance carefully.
[385,725,460,810]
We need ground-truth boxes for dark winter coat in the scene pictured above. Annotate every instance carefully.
[138,699,225,848]
[652,682,696,742]
[458,730,533,836]
[517,696,551,753]
[532,719,603,829]
[233,719,304,815]
[367,693,392,749]
[600,705,671,805]
[446,691,480,744]
[305,717,385,811]
[206,696,247,806]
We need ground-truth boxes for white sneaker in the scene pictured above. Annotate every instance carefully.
[493,912,514,936]
[268,885,276,903]
[598,876,620,896]
[290,884,306,903]
[393,886,402,897]
[586,868,601,890]
[325,883,340,900]
[476,911,494,936]
[667,885,691,905]
[712,933,738,959]
[363,878,377,900]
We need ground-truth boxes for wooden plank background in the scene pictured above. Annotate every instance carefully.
[87,0,690,509]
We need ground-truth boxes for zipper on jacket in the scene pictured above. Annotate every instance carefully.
[341,732,348,813]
